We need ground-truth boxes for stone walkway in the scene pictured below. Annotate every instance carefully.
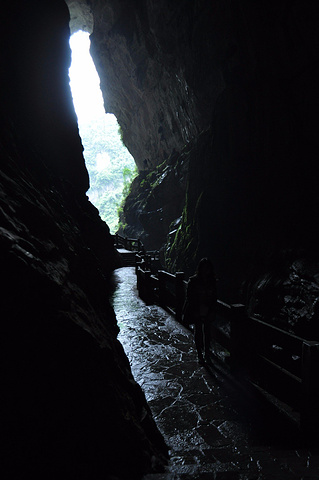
[112,267,319,479]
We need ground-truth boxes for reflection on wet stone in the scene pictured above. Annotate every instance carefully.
[113,267,319,479]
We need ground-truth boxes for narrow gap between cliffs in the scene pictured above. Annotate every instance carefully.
[68,31,136,233]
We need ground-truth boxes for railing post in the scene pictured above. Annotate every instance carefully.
[230,304,248,376]
[145,254,151,270]
[301,341,319,437]
[143,269,152,303]
[135,254,141,275]
[136,266,141,293]
[158,270,166,308]
[175,272,185,323]
[137,268,152,303]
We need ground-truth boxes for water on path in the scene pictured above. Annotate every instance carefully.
[112,267,319,479]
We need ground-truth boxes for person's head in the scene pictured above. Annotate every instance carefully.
[196,257,215,281]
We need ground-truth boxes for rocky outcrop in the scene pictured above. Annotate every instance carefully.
[119,148,188,250]
[1,1,168,477]
[66,0,93,34]
[0,141,167,478]
[88,0,216,171]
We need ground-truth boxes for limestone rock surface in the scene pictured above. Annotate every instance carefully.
[1,1,168,477]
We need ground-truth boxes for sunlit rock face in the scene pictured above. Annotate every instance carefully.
[86,0,319,313]
[89,0,218,171]
[0,1,167,477]
[65,0,93,34]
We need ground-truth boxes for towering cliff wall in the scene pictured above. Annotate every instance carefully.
[88,0,222,171]
[83,0,319,313]
[2,1,319,474]
[0,1,167,477]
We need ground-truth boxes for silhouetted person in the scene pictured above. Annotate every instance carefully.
[184,258,217,363]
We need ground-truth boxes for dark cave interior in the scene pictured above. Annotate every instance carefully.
[1,0,319,477]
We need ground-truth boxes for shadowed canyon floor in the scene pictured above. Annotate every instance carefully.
[112,267,319,479]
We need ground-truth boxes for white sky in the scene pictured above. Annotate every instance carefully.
[69,31,105,121]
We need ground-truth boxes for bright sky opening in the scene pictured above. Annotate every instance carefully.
[69,31,105,121]
[68,30,136,234]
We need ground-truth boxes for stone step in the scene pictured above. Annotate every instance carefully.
[117,250,136,266]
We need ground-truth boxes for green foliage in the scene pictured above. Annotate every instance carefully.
[117,166,137,219]
[118,125,124,144]
[122,165,137,197]
[165,189,199,274]
[77,112,136,233]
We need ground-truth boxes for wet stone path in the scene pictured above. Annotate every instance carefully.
[112,267,319,479]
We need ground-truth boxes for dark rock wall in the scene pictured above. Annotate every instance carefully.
[172,0,319,302]
[1,1,167,477]
[1,1,318,474]
[87,0,319,305]
[1,1,89,191]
